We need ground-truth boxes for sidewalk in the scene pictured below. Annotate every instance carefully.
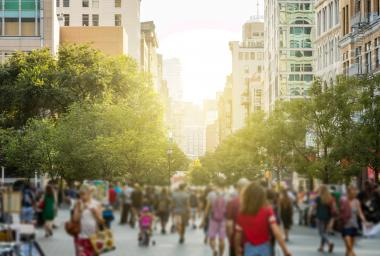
[37,209,380,256]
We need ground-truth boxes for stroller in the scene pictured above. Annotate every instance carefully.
[138,207,155,247]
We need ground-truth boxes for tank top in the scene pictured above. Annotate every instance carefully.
[345,200,359,229]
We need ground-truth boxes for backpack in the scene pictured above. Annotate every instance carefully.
[190,194,198,208]
[211,194,226,222]
[158,197,169,212]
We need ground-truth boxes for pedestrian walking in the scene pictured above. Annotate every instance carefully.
[157,187,171,234]
[20,183,35,224]
[119,183,134,225]
[172,183,190,244]
[279,189,293,242]
[131,183,143,228]
[201,186,212,244]
[235,182,291,256]
[203,183,227,256]
[358,181,380,223]
[311,185,335,253]
[189,190,199,229]
[108,184,117,210]
[226,178,250,256]
[73,185,104,256]
[42,185,56,238]
[340,186,368,256]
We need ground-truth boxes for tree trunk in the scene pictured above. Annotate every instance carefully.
[324,146,329,184]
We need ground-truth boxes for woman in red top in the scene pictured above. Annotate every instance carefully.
[235,182,291,256]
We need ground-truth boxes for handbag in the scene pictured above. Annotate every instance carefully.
[65,219,81,237]
[89,228,116,254]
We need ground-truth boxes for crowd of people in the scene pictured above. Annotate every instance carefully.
[15,178,380,256]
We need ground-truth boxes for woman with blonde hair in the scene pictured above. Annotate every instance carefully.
[340,186,367,256]
[72,184,104,256]
[235,182,291,256]
[311,185,335,253]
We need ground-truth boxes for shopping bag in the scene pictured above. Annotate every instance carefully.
[363,223,380,238]
[89,229,116,254]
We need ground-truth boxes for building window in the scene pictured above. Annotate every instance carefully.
[56,0,60,7]
[250,52,255,60]
[63,0,70,7]
[82,14,89,26]
[92,14,99,26]
[115,0,121,8]
[92,0,99,8]
[4,18,19,36]
[63,14,70,26]
[82,0,89,7]
[115,14,122,26]
[21,18,36,36]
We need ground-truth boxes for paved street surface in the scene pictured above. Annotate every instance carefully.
[37,210,379,256]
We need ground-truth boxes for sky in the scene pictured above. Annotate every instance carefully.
[141,0,264,104]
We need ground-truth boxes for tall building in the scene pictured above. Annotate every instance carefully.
[141,21,161,90]
[218,76,233,142]
[56,0,141,62]
[264,0,315,111]
[171,102,205,160]
[203,99,218,152]
[315,0,341,84]
[60,26,128,56]
[163,58,183,101]
[0,0,60,63]
[340,0,380,76]
[229,17,264,131]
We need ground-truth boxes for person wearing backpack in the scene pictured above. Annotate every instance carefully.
[202,183,227,256]
[157,187,171,234]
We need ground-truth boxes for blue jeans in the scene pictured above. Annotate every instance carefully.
[20,207,34,223]
[317,220,330,247]
[244,242,271,256]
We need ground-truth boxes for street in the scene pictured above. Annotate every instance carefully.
[37,210,380,256]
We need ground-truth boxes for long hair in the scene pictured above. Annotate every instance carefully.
[45,185,54,197]
[240,182,268,215]
[279,189,292,210]
[319,185,332,204]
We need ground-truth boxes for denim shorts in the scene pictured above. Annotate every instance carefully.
[244,242,271,256]
[20,207,34,223]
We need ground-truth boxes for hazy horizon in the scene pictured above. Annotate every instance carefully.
[141,0,264,104]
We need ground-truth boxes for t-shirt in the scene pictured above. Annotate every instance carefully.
[131,190,143,208]
[207,191,227,221]
[236,207,276,246]
[172,191,189,214]
[22,188,35,208]
[121,187,134,204]
[80,199,100,238]
[108,189,117,204]
[189,194,198,208]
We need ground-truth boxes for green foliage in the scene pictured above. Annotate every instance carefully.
[0,45,188,184]
[197,75,380,185]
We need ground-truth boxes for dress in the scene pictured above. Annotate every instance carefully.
[280,204,293,230]
[42,194,55,221]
